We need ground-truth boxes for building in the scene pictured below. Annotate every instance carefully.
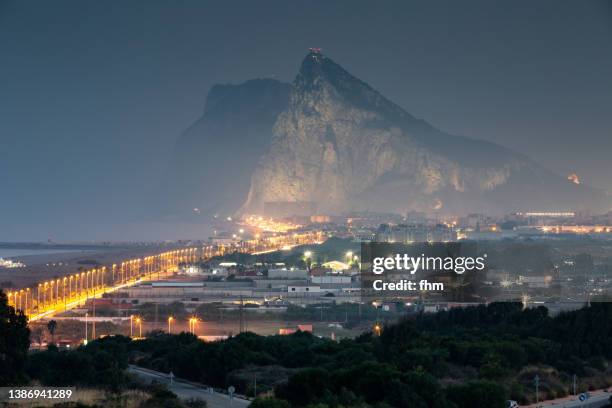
[376,224,457,243]
[311,275,352,285]
[267,268,309,279]
[310,214,331,223]
[405,211,428,224]
[288,284,321,294]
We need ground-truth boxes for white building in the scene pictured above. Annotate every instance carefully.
[288,285,321,293]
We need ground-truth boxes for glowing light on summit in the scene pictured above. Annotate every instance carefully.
[567,173,581,184]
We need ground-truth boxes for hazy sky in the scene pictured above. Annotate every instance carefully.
[1,0,611,241]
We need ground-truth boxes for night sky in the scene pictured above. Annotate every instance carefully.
[1,0,611,241]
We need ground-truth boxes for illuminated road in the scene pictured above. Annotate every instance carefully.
[7,229,324,323]
[28,276,166,322]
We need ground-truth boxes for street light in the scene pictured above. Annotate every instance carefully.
[130,315,134,337]
[168,316,174,334]
[135,317,142,338]
[373,323,382,336]
[522,293,531,310]
[303,251,314,271]
[189,317,198,335]
[346,251,354,265]
[84,313,89,344]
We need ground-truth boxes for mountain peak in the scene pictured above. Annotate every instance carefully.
[295,51,412,121]
[242,52,610,216]
[297,49,330,83]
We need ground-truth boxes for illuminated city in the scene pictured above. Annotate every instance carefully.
[1,2,611,408]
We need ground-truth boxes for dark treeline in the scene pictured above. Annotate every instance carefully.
[415,302,612,367]
[3,287,612,407]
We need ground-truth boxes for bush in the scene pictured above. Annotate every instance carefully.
[446,380,507,408]
[0,290,30,385]
[250,397,291,408]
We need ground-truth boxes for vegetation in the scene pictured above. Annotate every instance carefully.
[47,319,58,344]
[27,336,131,391]
[5,282,612,407]
[0,290,30,385]
[136,301,189,321]
[130,302,612,406]
[25,302,612,407]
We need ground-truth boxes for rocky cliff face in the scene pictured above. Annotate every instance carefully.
[171,79,291,216]
[242,52,609,215]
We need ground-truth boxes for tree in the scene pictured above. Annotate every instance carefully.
[0,290,30,385]
[47,320,57,345]
[446,381,507,408]
[31,325,45,348]
[139,385,183,408]
[184,398,208,408]
[275,368,330,406]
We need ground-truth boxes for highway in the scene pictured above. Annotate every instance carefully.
[7,229,324,323]
[28,277,158,322]
[524,391,611,407]
[128,365,250,408]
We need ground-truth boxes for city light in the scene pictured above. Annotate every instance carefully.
[135,316,142,338]
[12,250,192,321]
[0,258,26,268]
[521,294,531,310]
[168,316,174,334]
[5,230,325,323]
[242,215,302,233]
[567,173,581,184]
[189,317,198,335]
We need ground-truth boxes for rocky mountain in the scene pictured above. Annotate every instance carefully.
[241,51,609,216]
[171,79,291,216]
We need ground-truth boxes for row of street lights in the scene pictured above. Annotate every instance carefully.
[167,316,199,335]
[8,249,194,320]
[82,314,206,344]
[10,233,324,320]
[168,316,198,334]
[121,315,200,340]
